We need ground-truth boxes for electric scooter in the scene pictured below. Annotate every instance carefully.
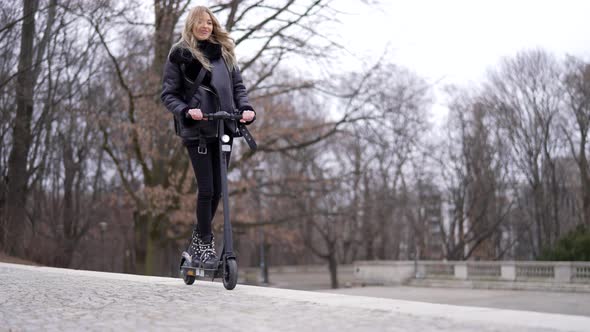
[179,111,256,290]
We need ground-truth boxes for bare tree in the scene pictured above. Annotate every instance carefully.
[300,144,344,289]
[484,49,563,256]
[0,1,22,247]
[244,60,433,285]
[562,56,590,226]
[211,0,341,98]
[4,0,57,257]
[436,88,514,260]
[333,128,372,263]
[350,63,432,260]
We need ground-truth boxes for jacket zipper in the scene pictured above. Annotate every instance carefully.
[200,85,220,112]
[225,63,235,109]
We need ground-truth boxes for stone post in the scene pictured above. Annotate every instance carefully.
[454,262,468,280]
[501,261,516,281]
[554,262,572,283]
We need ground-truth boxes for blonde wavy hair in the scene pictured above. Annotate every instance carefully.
[180,6,237,70]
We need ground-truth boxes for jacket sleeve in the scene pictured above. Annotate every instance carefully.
[161,59,189,118]
[232,66,256,125]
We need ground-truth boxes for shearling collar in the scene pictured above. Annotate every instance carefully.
[168,41,222,65]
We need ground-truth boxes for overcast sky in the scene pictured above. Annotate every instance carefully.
[330,0,590,122]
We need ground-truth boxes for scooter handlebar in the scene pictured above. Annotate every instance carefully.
[205,111,243,121]
[185,110,243,121]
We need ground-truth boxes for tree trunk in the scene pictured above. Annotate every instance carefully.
[134,213,148,274]
[533,181,544,257]
[126,0,182,276]
[55,135,82,268]
[328,245,339,289]
[134,212,165,275]
[153,1,178,79]
[120,1,179,275]
[4,0,38,257]
[579,136,590,226]
[549,160,560,244]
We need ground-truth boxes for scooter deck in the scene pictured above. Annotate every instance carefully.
[180,258,223,279]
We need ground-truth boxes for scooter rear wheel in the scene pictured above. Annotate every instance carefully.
[180,256,196,285]
[223,259,238,290]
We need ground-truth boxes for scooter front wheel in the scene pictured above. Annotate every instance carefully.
[183,274,196,285]
[223,259,238,290]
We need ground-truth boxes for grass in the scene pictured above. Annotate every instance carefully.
[0,251,39,266]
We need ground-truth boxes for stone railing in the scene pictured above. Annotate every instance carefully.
[354,260,590,291]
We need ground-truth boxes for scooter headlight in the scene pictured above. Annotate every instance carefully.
[222,135,230,143]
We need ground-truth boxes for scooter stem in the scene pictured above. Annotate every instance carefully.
[218,120,235,259]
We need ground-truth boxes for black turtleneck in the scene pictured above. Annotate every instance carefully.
[197,40,222,61]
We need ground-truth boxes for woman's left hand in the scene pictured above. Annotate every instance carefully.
[240,110,255,123]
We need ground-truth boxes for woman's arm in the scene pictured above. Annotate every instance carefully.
[232,66,256,124]
[161,59,189,118]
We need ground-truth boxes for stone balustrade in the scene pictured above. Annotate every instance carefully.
[354,260,590,291]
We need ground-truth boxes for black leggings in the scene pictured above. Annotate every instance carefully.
[186,140,230,240]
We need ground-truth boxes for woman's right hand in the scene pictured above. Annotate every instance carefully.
[188,108,203,120]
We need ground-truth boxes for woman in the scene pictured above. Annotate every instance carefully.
[161,6,256,268]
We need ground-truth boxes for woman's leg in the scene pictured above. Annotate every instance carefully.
[186,142,216,240]
[185,140,231,266]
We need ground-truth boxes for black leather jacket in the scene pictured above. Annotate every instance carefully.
[160,43,255,141]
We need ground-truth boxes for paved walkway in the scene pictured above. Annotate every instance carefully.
[261,266,590,316]
[320,286,590,317]
[1,263,589,332]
